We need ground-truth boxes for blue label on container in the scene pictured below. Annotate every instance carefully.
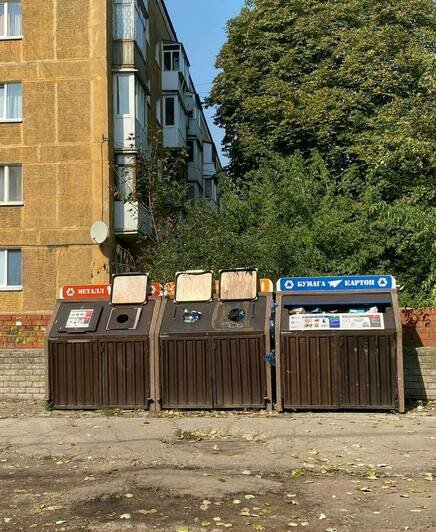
[278,275,395,292]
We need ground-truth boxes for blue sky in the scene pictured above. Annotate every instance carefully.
[164,0,245,166]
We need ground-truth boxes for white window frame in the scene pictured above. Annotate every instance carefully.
[0,81,23,122]
[0,248,22,290]
[164,96,175,126]
[0,1,22,40]
[155,98,161,124]
[114,74,134,118]
[163,46,181,72]
[0,164,23,205]
[115,154,136,199]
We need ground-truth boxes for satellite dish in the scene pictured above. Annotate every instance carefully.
[90,221,109,244]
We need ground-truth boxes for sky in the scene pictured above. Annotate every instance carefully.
[164,0,245,166]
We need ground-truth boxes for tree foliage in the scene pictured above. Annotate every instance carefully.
[148,153,436,306]
[209,0,435,199]
[140,1,435,306]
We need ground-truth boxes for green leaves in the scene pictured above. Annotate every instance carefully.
[148,152,435,305]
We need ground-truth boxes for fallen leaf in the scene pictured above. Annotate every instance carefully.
[120,514,131,520]
[242,470,251,476]
[240,507,251,516]
[125,493,133,498]
[55,520,67,525]
[233,500,241,505]
[288,522,298,527]
[319,513,327,520]
[245,494,255,500]
[213,517,222,522]
[138,508,158,515]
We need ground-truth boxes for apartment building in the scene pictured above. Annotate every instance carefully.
[0,0,221,315]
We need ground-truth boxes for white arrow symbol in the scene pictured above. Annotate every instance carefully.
[328,279,342,288]
[378,277,388,287]
[284,280,294,290]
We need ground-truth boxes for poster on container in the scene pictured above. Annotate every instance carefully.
[65,309,94,329]
[289,313,384,331]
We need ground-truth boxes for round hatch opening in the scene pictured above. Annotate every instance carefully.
[228,308,245,322]
[116,313,130,324]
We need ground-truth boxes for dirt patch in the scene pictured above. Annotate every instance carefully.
[0,401,435,530]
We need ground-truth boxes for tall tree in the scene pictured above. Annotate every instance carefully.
[209,0,435,200]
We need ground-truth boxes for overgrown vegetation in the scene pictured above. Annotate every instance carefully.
[137,1,435,306]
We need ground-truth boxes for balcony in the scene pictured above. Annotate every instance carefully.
[114,201,151,240]
[162,70,186,95]
[188,117,201,139]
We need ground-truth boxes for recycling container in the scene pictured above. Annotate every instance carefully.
[156,269,273,410]
[48,273,161,410]
[275,275,404,412]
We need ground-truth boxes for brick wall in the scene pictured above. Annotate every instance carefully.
[0,308,435,403]
[401,308,436,348]
[0,313,51,349]
[0,349,45,400]
[402,308,436,401]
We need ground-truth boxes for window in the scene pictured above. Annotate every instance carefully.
[155,98,161,124]
[204,179,213,199]
[113,0,148,53]
[115,75,131,116]
[0,82,22,120]
[163,45,180,71]
[0,248,22,289]
[134,0,148,51]
[135,78,147,127]
[115,154,135,199]
[0,1,22,38]
[187,141,194,163]
[113,0,134,40]
[155,41,161,67]
[0,164,22,203]
[164,96,175,126]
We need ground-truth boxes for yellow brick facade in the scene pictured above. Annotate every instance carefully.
[0,0,174,313]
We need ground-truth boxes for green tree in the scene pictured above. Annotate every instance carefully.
[209,0,435,200]
[150,153,436,306]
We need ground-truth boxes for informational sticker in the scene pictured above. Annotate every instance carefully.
[289,314,340,330]
[341,313,384,330]
[65,309,94,329]
[289,313,384,331]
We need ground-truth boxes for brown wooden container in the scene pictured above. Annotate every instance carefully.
[47,298,161,410]
[155,295,273,410]
[275,290,404,412]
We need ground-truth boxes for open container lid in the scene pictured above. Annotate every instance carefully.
[219,269,259,301]
[110,273,149,305]
[174,270,214,303]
